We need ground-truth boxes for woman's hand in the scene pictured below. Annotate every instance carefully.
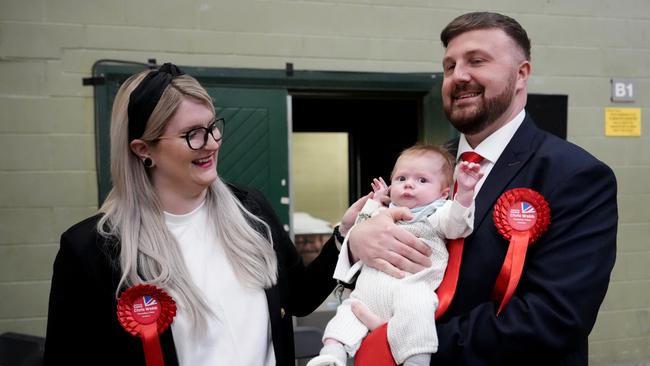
[348,207,432,278]
[339,192,373,236]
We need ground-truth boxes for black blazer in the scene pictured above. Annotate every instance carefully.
[431,115,618,365]
[44,184,339,366]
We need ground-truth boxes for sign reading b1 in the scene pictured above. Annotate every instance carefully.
[611,79,635,102]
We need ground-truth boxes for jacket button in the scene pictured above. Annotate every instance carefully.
[280,307,286,318]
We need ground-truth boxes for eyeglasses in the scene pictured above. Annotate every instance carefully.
[156,117,225,150]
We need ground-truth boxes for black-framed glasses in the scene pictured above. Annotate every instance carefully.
[157,117,225,150]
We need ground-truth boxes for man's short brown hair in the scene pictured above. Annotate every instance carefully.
[440,12,531,61]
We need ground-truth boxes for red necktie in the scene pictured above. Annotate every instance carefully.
[460,151,485,164]
[436,151,484,318]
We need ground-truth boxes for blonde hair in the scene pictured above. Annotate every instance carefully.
[98,69,278,335]
[390,144,455,187]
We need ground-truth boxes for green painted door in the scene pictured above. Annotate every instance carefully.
[206,87,290,226]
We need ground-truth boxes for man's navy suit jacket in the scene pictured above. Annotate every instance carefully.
[430,114,618,365]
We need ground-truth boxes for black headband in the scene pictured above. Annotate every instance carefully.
[127,63,185,141]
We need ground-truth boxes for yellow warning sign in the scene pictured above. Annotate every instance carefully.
[605,108,641,137]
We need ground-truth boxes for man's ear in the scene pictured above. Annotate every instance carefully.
[129,139,150,160]
[516,60,531,91]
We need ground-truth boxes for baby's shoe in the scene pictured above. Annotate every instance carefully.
[306,354,346,366]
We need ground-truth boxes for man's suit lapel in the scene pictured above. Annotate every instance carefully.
[473,116,544,230]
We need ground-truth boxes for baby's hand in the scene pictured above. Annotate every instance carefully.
[456,161,484,192]
[370,177,390,206]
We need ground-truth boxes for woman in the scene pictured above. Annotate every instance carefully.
[44,63,360,365]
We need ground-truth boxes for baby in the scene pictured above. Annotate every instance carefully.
[308,144,482,366]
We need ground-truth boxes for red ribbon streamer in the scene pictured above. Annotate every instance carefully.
[435,238,464,319]
[354,324,394,366]
[141,323,165,366]
[492,230,529,315]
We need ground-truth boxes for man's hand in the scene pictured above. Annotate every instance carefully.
[348,207,432,278]
[351,301,385,331]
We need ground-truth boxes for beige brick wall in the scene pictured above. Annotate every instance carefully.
[1,0,648,363]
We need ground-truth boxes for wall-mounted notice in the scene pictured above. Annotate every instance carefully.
[605,108,641,137]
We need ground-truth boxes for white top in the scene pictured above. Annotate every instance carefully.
[456,108,526,197]
[166,201,275,366]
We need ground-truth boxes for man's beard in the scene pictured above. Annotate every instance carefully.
[443,75,516,135]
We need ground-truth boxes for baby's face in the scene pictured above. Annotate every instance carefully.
[390,153,448,209]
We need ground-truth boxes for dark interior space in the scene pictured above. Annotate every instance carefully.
[291,92,568,206]
[526,94,568,140]
[292,94,421,203]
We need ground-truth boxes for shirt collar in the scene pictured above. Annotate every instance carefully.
[457,109,526,163]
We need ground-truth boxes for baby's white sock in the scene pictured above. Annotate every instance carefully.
[320,343,347,364]
[403,353,431,366]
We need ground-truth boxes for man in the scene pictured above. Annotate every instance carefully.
[342,12,618,365]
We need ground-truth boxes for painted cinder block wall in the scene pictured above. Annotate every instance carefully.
[0,0,648,363]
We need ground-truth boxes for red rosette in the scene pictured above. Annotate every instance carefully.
[117,284,176,366]
[492,188,550,315]
[493,188,550,243]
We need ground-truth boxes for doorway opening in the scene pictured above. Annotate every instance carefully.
[290,92,422,258]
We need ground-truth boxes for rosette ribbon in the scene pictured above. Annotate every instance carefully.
[117,284,176,366]
[491,188,550,315]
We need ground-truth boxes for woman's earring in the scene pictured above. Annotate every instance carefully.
[143,158,154,168]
